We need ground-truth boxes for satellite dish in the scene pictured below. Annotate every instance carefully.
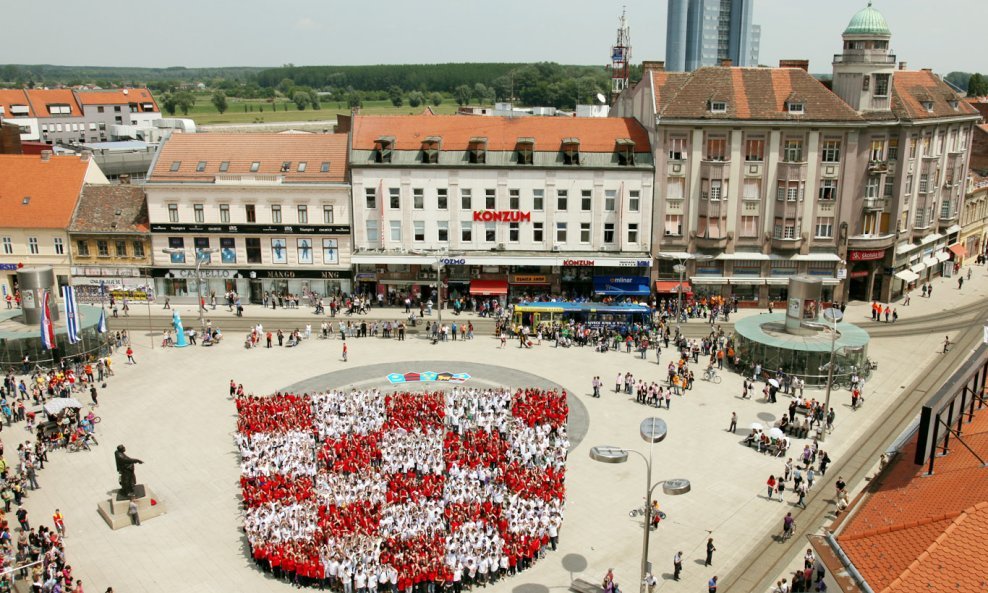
[596,93,607,104]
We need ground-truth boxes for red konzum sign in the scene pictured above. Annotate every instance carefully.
[848,250,885,261]
[472,210,531,222]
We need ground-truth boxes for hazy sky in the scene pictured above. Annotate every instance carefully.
[3,0,983,75]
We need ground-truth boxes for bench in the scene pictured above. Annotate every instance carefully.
[570,578,604,593]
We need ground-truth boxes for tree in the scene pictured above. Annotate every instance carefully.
[968,73,988,97]
[292,91,309,110]
[429,92,443,107]
[175,91,196,116]
[473,83,494,105]
[347,92,363,109]
[454,84,472,106]
[278,78,295,94]
[308,90,321,110]
[408,91,424,108]
[161,93,178,116]
[211,90,229,114]
[388,85,404,107]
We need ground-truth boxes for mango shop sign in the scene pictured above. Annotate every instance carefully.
[472,210,531,222]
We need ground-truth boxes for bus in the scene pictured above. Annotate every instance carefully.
[512,302,652,331]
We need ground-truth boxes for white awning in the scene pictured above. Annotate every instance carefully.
[728,277,765,285]
[821,278,840,286]
[896,242,916,255]
[765,278,790,286]
[895,270,920,283]
[923,256,939,267]
[690,276,728,285]
[790,253,843,262]
[944,224,961,235]
[715,253,770,261]
[910,262,927,273]
[43,397,83,416]
[935,251,950,262]
[656,251,694,260]
[920,233,944,246]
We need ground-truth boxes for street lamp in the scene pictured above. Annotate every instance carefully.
[590,418,691,593]
[656,253,713,335]
[433,260,444,330]
[819,307,843,442]
[162,246,219,332]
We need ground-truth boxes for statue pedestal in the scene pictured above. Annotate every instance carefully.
[97,484,166,530]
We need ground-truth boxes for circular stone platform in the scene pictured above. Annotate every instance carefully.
[279,360,590,451]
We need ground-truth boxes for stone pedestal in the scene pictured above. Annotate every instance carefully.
[97,485,166,530]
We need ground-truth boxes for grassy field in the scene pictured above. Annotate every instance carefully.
[173,95,463,125]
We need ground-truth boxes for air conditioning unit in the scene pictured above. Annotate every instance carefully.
[550,245,560,252]
[496,243,506,251]
[470,269,481,278]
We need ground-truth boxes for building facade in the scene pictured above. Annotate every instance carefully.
[957,174,988,265]
[665,0,761,72]
[344,114,655,303]
[144,133,352,303]
[618,4,978,305]
[0,152,108,298]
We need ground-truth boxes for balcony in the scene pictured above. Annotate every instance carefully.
[939,208,959,223]
[776,162,807,180]
[848,233,896,250]
[693,233,730,249]
[863,197,887,211]
[770,235,804,251]
[832,53,897,64]
[867,160,890,173]
[214,174,284,185]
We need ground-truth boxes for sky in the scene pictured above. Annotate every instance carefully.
[2,0,983,75]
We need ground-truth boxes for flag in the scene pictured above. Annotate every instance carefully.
[40,290,56,350]
[97,308,108,334]
[62,285,81,344]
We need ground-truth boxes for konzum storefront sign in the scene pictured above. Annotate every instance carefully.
[472,210,531,222]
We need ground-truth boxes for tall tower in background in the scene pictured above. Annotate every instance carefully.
[610,9,632,103]
[831,2,895,113]
[666,0,760,72]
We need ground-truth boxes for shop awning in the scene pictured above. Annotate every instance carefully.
[593,276,651,296]
[655,280,691,293]
[935,251,950,263]
[729,277,766,285]
[923,256,939,268]
[894,269,920,283]
[948,244,967,258]
[691,276,728,285]
[910,262,927,274]
[469,280,508,296]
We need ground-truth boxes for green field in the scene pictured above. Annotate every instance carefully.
[173,94,466,125]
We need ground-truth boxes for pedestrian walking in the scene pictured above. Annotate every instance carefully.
[728,412,737,433]
[592,377,601,398]
[673,551,682,580]
[705,538,716,566]
[342,341,348,362]
[807,467,815,489]
[90,385,98,407]
[53,509,65,537]
[708,575,718,593]
[125,347,136,365]
[128,497,140,526]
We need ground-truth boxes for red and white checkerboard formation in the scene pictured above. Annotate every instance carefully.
[235,387,569,589]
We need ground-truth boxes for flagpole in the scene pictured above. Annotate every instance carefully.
[146,270,154,349]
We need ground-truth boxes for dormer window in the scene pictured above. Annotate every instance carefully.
[562,138,580,165]
[196,161,206,172]
[421,137,441,164]
[219,161,229,172]
[169,161,181,172]
[709,101,727,113]
[47,104,72,116]
[949,100,959,111]
[516,138,534,165]
[468,137,487,164]
[374,136,394,163]
[616,138,636,166]
[250,161,260,172]
[921,101,934,112]
[280,161,291,173]
[786,102,805,114]
[9,105,29,116]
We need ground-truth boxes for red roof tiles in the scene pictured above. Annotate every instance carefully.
[0,154,90,229]
[891,71,980,120]
[77,89,159,111]
[69,185,149,234]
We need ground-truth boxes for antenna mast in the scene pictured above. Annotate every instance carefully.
[610,7,631,104]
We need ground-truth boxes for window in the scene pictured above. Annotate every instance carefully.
[194,237,211,262]
[245,238,262,264]
[413,221,425,242]
[250,162,260,172]
[220,204,230,223]
[556,190,568,211]
[707,179,723,201]
[461,221,473,242]
[745,137,764,162]
[366,220,379,243]
[469,139,486,164]
[323,205,335,224]
[629,190,640,212]
[865,176,881,198]
[709,101,727,113]
[281,162,292,173]
[169,160,181,172]
[664,215,683,236]
[320,162,331,172]
[421,139,439,164]
[777,181,803,201]
[562,140,580,165]
[516,140,534,165]
[743,179,761,201]
[604,223,615,243]
[53,237,64,255]
[555,222,567,243]
[322,239,338,264]
[271,205,282,224]
[667,177,685,200]
[906,174,913,194]
[533,189,544,211]
[413,189,424,209]
[786,102,805,114]
[97,106,104,113]
[220,161,230,172]
[365,188,377,210]
[485,222,496,242]
[604,189,618,211]
[616,140,636,166]
[815,217,834,238]
[580,223,591,243]
[887,138,899,161]
[870,139,885,161]
[168,204,179,222]
[919,174,929,193]
[819,179,838,201]
[909,135,918,159]
[884,176,895,198]
[783,139,804,162]
[509,222,520,242]
[95,240,107,257]
[874,73,890,97]
[437,221,449,242]
[194,203,204,223]
[297,162,307,172]
[75,240,88,256]
[821,139,841,163]
[740,216,759,237]
[461,189,472,210]
[115,240,127,257]
[627,223,639,243]
[485,189,496,209]
[132,241,145,258]
[389,220,402,241]
[297,205,308,224]
[862,76,870,91]
[533,222,544,242]
[388,188,400,209]
[706,135,727,161]
[437,189,448,210]
[196,161,206,172]
[245,204,256,223]
[509,189,520,210]
[668,136,688,160]
[581,190,592,212]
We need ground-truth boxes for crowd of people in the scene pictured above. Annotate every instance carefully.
[235,386,569,589]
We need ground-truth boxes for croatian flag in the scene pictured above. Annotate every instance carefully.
[62,285,81,344]
[97,308,108,334]
[40,290,56,350]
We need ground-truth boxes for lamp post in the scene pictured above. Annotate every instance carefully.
[433,260,443,329]
[820,307,843,442]
[162,246,218,333]
[590,418,691,593]
[656,253,713,335]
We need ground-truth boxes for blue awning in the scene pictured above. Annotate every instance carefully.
[592,276,651,296]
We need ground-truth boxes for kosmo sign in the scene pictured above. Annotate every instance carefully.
[849,250,885,261]
[472,210,531,222]
[439,258,466,265]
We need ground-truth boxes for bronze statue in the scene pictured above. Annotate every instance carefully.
[115,445,143,497]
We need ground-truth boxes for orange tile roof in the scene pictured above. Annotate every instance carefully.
[350,114,651,152]
[891,71,980,120]
[836,405,988,591]
[0,89,34,117]
[650,66,862,122]
[149,133,348,182]
[77,89,159,111]
[0,154,90,229]
[25,89,82,117]
[70,184,149,234]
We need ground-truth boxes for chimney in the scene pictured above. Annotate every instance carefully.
[40,150,52,162]
[720,59,733,67]
[922,68,933,72]
[80,150,92,162]
[119,174,131,185]
[779,59,810,72]
[642,61,665,73]
[899,61,907,70]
